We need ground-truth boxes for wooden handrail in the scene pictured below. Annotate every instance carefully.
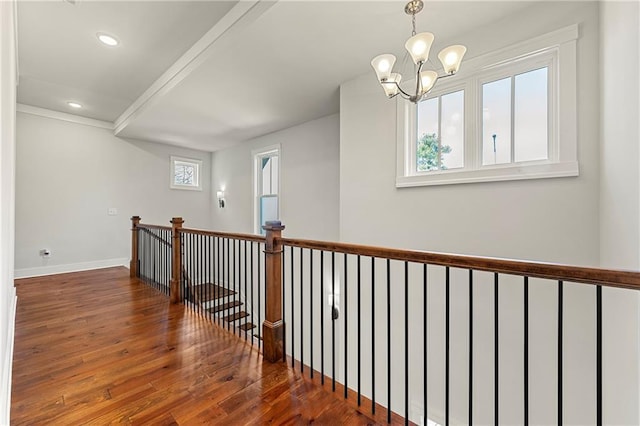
[279,237,640,291]
[179,227,266,243]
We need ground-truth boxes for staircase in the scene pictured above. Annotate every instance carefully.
[183,274,257,333]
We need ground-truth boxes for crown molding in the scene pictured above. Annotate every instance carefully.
[16,104,114,130]
[113,0,275,135]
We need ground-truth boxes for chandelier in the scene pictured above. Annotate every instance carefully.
[371,0,466,103]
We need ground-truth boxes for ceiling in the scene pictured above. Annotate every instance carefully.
[16,0,536,152]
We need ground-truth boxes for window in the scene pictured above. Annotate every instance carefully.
[170,156,202,191]
[396,25,579,187]
[253,146,280,235]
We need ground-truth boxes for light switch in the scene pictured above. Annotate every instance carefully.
[108,208,118,216]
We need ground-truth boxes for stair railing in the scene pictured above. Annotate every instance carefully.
[131,216,640,425]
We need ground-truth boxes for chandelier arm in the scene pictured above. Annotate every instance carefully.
[381,81,412,99]
[415,61,425,98]
[437,72,457,80]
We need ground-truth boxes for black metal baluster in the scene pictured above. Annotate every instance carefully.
[229,238,233,331]
[386,258,391,424]
[257,241,262,349]
[372,257,376,415]
[357,255,361,406]
[321,250,325,385]
[332,251,336,392]
[344,252,348,399]
[424,264,428,424]
[301,247,304,374]
[495,272,499,426]
[310,249,314,379]
[208,235,213,319]
[200,234,204,315]
[524,276,529,426]
[558,280,563,426]
[469,269,473,426]
[291,246,295,368]
[244,240,248,341]
[282,243,286,359]
[251,241,255,346]
[597,285,602,426]
[234,239,238,335]
[191,233,195,309]
[404,261,409,426]
[445,266,450,426]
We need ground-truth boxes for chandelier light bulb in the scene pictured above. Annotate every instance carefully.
[438,45,467,75]
[371,54,397,82]
[382,73,402,98]
[405,32,434,64]
[419,70,438,95]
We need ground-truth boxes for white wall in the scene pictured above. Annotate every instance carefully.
[0,1,17,423]
[599,2,640,424]
[340,2,605,424]
[15,111,212,277]
[211,113,339,241]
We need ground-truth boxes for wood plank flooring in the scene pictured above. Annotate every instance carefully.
[11,267,386,425]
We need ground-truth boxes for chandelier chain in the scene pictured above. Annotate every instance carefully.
[411,13,416,36]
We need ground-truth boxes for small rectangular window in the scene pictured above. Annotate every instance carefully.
[170,156,202,191]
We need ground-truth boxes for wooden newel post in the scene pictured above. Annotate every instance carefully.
[130,216,141,278]
[170,217,184,304]
[263,220,285,362]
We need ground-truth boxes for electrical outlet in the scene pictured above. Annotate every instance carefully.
[40,249,51,257]
[108,208,118,216]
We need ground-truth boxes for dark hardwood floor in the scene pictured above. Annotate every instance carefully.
[11,267,386,425]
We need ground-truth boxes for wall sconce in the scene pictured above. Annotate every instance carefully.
[216,190,225,208]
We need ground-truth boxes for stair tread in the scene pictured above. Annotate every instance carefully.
[223,311,249,322]
[239,323,256,331]
[190,283,236,302]
[209,300,243,313]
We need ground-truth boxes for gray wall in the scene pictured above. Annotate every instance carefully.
[599,1,640,424]
[0,1,17,422]
[15,111,212,277]
[211,113,339,241]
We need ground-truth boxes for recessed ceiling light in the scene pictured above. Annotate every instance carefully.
[67,101,82,109]
[97,33,119,47]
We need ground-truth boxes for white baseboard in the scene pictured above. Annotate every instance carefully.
[0,287,17,426]
[14,257,129,279]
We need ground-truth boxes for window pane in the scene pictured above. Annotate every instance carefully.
[514,67,548,162]
[271,156,279,195]
[174,163,195,185]
[440,90,464,169]
[483,77,512,165]
[262,157,272,195]
[260,195,278,235]
[416,97,439,171]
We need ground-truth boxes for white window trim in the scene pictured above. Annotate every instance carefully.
[170,156,202,191]
[252,144,281,235]
[396,24,579,187]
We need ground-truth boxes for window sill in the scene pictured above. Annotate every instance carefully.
[396,161,579,187]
